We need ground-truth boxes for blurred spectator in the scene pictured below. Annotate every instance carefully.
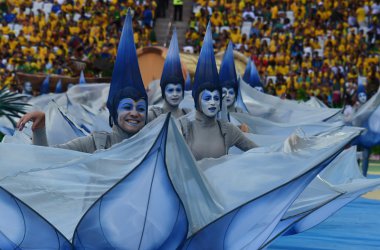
[185,0,380,107]
[0,0,158,89]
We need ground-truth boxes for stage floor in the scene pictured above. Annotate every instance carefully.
[269,173,380,250]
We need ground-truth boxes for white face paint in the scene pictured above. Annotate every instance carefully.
[222,87,236,107]
[24,82,32,94]
[200,90,220,117]
[358,92,367,104]
[117,98,146,134]
[255,86,264,92]
[164,83,183,107]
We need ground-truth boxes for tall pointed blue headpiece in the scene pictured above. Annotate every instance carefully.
[185,72,192,91]
[106,9,147,125]
[55,79,63,93]
[160,28,184,98]
[242,58,252,83]
[219,41,238,92]
[245,59,264,92]
[79,70,86,84]
[40,75,50,94]
[192,22,220,108]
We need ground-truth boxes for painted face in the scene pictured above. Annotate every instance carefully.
[165,83,183,107]
[117,98,146,133]
[200,90,220,117]
[358,92,367,104]
[255,86,264,92]
[222,87,236,107]
[24,82,32,93]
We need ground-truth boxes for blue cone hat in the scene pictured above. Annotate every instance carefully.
[40,75,50,94]
[219,41,238,93]
[55,79,63,93]
[192,22,220,108]
[242,58,252,83]
[79,70,86,84]
[106,9,147,125]
[160,28,184,98]
[185,72,192,91]
[248,59,264,92]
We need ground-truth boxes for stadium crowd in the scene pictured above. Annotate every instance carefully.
[0,0,157,90]
[0,0,380,108]
[186,0,380,107]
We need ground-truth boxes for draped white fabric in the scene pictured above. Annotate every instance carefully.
[0,116,369,243]
[238,78,342,123]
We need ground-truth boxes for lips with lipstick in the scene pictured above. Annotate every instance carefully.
[208,107,217,113]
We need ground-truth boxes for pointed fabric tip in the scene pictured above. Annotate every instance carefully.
[358,83,366,94]
[40,75,50,94]
[79,71,86,84]
[55,79,63,93]
[106,10,145,111]
[161,28,184,89]
[219,41,238,90]
[72,115,188,249]
[192,22,219,98]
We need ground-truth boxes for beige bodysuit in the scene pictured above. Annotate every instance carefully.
[148,101,190,122]
[33,125,133,153]
[179,111,257,160]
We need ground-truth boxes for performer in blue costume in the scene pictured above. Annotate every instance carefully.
[219,41,243,114]
[148,28,191,121]
[16,10,147,153]
[178,23,258,160]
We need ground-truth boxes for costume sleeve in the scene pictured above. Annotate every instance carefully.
[147,106,161,123]
[147,110,157,123]
[227,123,257,151]
[33,127,96,153]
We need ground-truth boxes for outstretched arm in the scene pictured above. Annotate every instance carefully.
[228,123,258,151]
[17,111,96,152]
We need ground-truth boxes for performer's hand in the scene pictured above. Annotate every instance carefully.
[239,123,249,133]
[17,111,46,131]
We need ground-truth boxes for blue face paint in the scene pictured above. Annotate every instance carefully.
[222,87,236,107]
[200,90,220,117]
[117,98,146,133]
[117,98,147,115]
[165,83,183,107]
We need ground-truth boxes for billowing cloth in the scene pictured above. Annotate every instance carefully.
[305,96,329,108]
[270,197,380,249]
[2,84,111,145]
[1,115,376,249]
[350,87,380,147]
[238,78,341,123]
[263,146,380,247]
